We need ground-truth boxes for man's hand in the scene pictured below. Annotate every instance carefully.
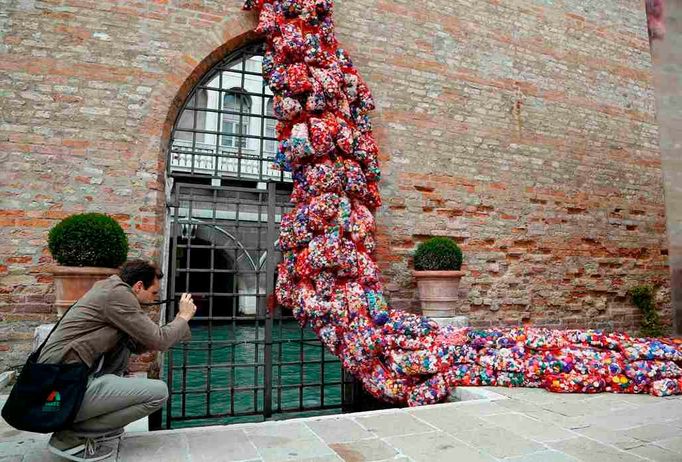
[177,293,197,322]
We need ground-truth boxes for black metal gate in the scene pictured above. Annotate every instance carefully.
[158,41,392,429]
[163,181,357,428]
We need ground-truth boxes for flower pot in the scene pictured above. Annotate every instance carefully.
[413,270,465,318]
[51,266,118,316]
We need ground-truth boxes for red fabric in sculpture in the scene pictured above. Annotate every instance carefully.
[646,0,666,40]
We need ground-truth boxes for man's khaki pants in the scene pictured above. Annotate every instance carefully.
[60,342,168,436]
[69,374,168,434]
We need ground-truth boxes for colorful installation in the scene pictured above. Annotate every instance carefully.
[646,0,666,41]
[242,0,682,406]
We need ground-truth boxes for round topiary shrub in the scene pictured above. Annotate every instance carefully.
[414,237,463,271]
[48,213,128,268]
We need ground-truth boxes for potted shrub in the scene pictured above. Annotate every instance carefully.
[48,213,128,316]
[412,237,464,318]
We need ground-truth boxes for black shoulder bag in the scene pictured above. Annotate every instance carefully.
[1,303,89,433]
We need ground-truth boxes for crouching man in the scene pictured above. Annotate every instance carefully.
[38,259,196,461]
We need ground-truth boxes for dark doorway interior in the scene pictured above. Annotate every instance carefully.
[173,236,236,320]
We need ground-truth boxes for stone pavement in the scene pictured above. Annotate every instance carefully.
[2,387,682,462]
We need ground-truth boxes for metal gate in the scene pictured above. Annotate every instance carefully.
[163,181,356,428]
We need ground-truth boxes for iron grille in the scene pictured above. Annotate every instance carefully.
[163,182,358,428]
[161,42,391,429]
[169,42,290,183]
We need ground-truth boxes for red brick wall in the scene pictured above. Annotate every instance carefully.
[0,1,670,370]
[348,0,671,331]
[650,0,682,335]
[0,1,259,372]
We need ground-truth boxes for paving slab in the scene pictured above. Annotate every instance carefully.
[118,433,189,462]
[574,424,644,450]
[306,417,374,444]
[0,436,49,458]
[667,418,682,428]
[249,436,336,462]
[186,429,259,462]
[627,444,682,462]
[502,450,580,462]
[479,412,575,442]
[516,407,592,430]
[453,426,546,459]
[408,406,496,433]
[355,412,436,438]
[622,422,682,443]
[588,393,660,408]
[548,437,646,462]
[539,396,637,418]
[3,386,682,461]
[492,398,591,429]
[629,399,682,422]
[490,388,586,406]
[245,423,335,462]
[447,400,513,416]
[284,454,343,462]
[385,431,496,462]
[244,421,318,440]
[656,436,682,454]
[585,406,667,430]
[329,438,398,461]
[18,448,64,462]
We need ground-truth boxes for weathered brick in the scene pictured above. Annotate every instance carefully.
[0,0,673,374]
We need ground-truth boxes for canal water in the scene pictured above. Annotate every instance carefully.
[163,320,346,428]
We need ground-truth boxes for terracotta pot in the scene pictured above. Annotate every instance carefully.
[51,266,118,316]
[413,270,465,318]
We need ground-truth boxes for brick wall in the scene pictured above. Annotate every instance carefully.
[0,0,259,372]
[0,0,671,371]
[650,0,682,335]
[346,0,671,331]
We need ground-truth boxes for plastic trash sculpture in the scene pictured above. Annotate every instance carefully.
[242,0,682,405]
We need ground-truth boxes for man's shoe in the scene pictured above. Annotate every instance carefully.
[95,428,124,442]
[47,432,86,456]
[73,427,124,443]
[48,437,114,461]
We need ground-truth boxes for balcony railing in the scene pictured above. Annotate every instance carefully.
[170,140,290,182]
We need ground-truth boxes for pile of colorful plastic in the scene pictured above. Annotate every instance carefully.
[242,0,682,406]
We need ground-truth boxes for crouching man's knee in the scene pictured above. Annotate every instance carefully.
[145,379,169,410]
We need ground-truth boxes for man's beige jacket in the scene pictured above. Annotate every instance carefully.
[39,275,190,367]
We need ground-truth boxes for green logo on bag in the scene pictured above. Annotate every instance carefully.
[42,390,61,412]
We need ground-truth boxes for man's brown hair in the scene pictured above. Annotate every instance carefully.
[119,259,163,289]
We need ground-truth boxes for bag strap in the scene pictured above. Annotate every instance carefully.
[33,301,78,357]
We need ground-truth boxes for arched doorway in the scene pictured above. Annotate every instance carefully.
[168,42,288,184]
[163,43,353,429]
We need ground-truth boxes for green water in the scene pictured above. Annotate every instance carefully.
[163,320,345,428]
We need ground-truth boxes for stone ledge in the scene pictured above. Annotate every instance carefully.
[431,316,469,328]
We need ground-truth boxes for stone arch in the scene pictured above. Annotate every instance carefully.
[159,27,260,159]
